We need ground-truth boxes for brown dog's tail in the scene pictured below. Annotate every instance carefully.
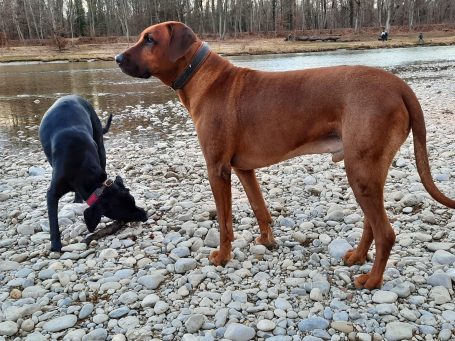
[404,90,455,209]
[103,114,113,134]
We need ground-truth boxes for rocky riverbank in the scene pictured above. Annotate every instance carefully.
[0,62,454,341]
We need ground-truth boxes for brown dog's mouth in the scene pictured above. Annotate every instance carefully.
[118,65,152,79]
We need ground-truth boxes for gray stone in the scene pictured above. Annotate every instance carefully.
[298,317,329,331]
[385,322,413,341]
[344,213,361,224]
[154,301,169,314]
[118,292,138,305]
[25,332,46,341]
[82,328,108,341]
[224,323,256,341]
[118,316,140,331]
[109,306,130,319]
[438,329,453,341]
[185,314,205,333]
[0,261,20,271]
[325,210,344,222]
[427,273,452,289]
[79,303,94,319]
[28,166,45,176]
[63,329,86,341]
[0,321,18,336]
[328,238,352,259]
[137,271,165,289]
[429,286,451,305]
[141,294,160,307]
[372,290,398,303]
[204,228,219,247]
[42,315,77,332]
[175,258,197,273]
[432,250,455,265]
[257,319,276,331]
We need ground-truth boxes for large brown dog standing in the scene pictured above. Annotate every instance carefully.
[116,21,455,289]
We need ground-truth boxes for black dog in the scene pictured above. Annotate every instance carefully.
[39,95,147,251]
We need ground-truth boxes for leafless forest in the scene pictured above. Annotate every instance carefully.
[0,0,454,42]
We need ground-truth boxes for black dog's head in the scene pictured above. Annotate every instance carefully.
[84,176,147,232]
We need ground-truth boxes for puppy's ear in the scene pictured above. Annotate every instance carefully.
[115,175,125,188]
[84,204,102,233]
[167,22,196,62]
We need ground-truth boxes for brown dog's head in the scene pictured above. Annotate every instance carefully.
[115,21,197,85]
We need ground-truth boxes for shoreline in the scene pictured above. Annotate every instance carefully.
[1,35,455,64]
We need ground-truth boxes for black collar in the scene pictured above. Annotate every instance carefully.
[171,42,210,90]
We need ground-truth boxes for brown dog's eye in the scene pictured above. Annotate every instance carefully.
[144,35,154,44]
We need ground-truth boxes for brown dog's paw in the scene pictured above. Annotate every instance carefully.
[255,235,277,249]
[343,249,367,266]
[354,273,383,290]
[208,249,231,266]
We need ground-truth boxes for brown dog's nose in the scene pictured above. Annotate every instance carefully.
[115,54,125,65]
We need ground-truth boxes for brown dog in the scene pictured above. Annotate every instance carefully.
[116,21,455,289]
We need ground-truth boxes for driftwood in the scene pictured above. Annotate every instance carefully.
[83,221,126,245]
[285,34,341,42]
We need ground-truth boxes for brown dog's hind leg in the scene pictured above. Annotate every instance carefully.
[343,218,373,266]
[207,164,234,266]
[344,154,397,289]
[235,169,276,248]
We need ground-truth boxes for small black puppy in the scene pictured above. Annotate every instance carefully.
[39,95,147,251]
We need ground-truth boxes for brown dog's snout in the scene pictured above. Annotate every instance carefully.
[115,54,125,65]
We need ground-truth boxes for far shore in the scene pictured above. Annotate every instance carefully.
[1,31,455,64]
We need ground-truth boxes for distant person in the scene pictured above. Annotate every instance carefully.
[380,30,388,42]
[418,32,424,45]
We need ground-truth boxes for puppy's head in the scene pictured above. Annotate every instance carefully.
[84,175,147,232]
[115,21,197,85]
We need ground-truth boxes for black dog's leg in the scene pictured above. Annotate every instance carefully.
[47,187,62,252]
[47,178,69,252]
[73,192,83,203]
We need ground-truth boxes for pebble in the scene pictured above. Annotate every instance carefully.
[372,290,398,303]
[224,323,256,341]
[42,315,77,332]
[385,321,413,341]
[432,250,455,265]
[79,303,94,319]
[298,317,329,331]
[0,321,18,336]
[82,328,108,341]
[257,319,276,331]
[185,314,205,333]
[175,258,198,273]
[328,238,352,259]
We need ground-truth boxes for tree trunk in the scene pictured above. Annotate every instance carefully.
[385,0,393,32]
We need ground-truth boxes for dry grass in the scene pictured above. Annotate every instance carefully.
[0,30,454,63]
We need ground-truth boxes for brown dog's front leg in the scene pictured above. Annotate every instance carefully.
[235,168,276,248]
[207,164,233,266]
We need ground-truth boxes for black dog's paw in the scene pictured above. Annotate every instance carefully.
[50,243,62,252]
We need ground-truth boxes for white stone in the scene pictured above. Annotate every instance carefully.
[372,290,398,304]
[224,323,256,341]
[385,322,413,341]
[257,319,276,332]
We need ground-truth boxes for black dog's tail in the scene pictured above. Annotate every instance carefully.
[102,114,113,134]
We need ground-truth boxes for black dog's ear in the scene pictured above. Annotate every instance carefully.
[84,204,102,233]
[115,175,125,188]
[167,22,196,62]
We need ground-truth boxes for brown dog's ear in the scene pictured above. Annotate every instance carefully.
[167,22,196,62]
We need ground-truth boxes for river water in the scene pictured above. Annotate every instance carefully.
[0,45,454,148]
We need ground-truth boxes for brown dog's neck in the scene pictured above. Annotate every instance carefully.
[176,51,235,118]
